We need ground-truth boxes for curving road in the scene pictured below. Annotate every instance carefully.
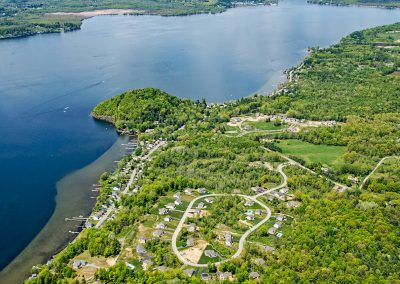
[360,156,399,190]
[171,193,272,267]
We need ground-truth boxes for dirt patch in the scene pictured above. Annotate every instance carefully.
[180,240,208,264]
[46,9,144,19]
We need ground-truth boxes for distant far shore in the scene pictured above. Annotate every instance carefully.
[46,9,144,19]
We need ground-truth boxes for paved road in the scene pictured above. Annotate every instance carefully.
[123,141,166,194]
[171,193,272,267]
[360,156,399,190]
[255,163,288,198]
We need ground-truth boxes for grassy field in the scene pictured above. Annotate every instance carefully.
[277,139,346,168]
[243,120,286,131]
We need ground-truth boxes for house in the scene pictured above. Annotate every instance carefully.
[142,259,153,270]
[187,223,196,233]
[276,232,283,238]
[153,229,164,238]
[268,195,275,202]
[249,272,260,280]
[225,233,233,247]
[201,273,211,281]
[246,214,255,221]
[174,198,183,206]
[194,208,202,216]
[245,209,253,215]
[279,187,289,194]
[197,188,207,194]
[205,197,214,203]
[112,186,120,191]
[348,176,359,184]
[139,236,147,244]
[204,250,219,258]
[145,128,154,133]
[72,260,87,269]
[255,209,262,215]
[187,238,195,247]
[165,203,176,210]
[136,244,147,254]
[263,245,276,252]
[173,192,181,199]
[156,222,166,229]
[216,271,233,280]
[321,167,329,174]
[245,199,254,206]
[184,268,196,277]
[273,221,282,229]
[197,202,205,209]
[164,215,173,222]
[254,258,266,266]
[276,214,285,222]
[185,188,193,195]
[268,227,277,235]
[286,201,300,208]
[252,186,264,194]
[92,211,103,221]
[159,208,169,215]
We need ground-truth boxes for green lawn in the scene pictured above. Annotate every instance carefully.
[277,139,346,168]
[243,120,286,131]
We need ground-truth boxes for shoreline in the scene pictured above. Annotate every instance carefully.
[0,134,131,284]
[45,9,145,20]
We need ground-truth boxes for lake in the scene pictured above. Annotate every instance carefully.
[0,0,399,282]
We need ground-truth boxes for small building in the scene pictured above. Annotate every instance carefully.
[174,198,183,206]
[112,186,120,191]
[225,233,233,247]
[201,273,211,281]
[142,259,153,270]
[276,232,283,238]
[245,209,253,215]
[245,199,254,207]
[348,176,359,184]
[273,221,282,229]
[252,186,264,194]
[255,209,262,215]
[159,208,169,215]
[136,244,147,254]
[286,201,300,208]
[216,271,233,280]
[165,203,176,210]
[139,236,147,244]
[164,215,173,222]
[194,208,202,216]
[254,258,266,266]
[72,260,87,269]
[246,214,255,221]
[268,195,275,202]
[268,227,277,235]
[187,223,196,233]
[197,202,205,209]
[263,245,276,252]
[249,271,260,280]
[156,222,166,229]
[204,197,214,203]
[276,214,285,222]
[185,188,193,195]
[197,188,207,194]
[153,229,164,238]
[187,237,195,247]
[204,250,219,258]
[184,268,196,277]
[279,187,289,194]
[173,192,181,199]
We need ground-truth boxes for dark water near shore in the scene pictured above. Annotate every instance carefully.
[0,0,399,282]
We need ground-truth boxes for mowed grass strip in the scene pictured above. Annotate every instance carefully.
[277,139,346,168]
[244,120,285,131]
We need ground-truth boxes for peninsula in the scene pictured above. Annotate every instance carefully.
[24,22,400,283]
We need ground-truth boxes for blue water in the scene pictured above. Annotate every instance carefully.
[0,0,399,276]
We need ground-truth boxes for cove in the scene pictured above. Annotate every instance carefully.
[0,0,399,282]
